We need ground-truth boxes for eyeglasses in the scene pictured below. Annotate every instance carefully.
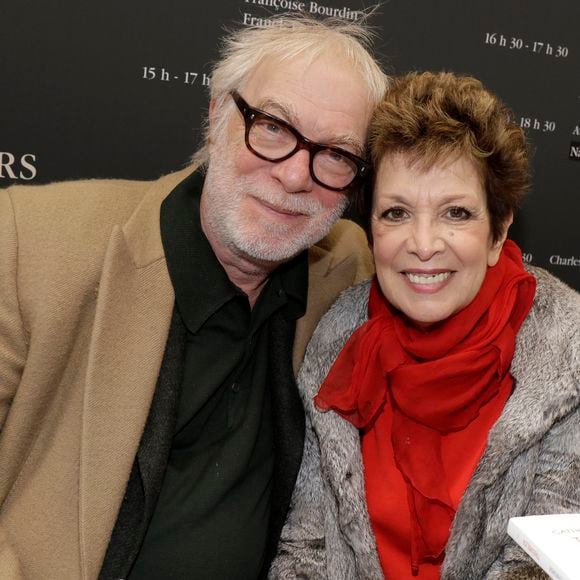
[231,90,369,192]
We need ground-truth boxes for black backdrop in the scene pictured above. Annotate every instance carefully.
[1,0,579,289]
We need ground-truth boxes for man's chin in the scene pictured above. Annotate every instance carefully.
[227,212,342,265]
[230,235,307,264]
[235,244,301,264]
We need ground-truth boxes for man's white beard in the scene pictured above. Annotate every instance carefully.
[202,142,348,264]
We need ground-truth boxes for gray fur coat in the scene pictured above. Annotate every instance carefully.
[270,267,580,579]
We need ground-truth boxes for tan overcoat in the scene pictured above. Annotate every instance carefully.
[0,165,373,579]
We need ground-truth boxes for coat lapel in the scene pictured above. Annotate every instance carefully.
[98,306,187,580]
[78,167,193,579]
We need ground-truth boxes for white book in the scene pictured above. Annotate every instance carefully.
[508,514,580,580]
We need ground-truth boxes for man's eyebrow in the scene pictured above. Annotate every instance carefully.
[255,97,365,156]
[331,135,365,156]
[256,98,297,124]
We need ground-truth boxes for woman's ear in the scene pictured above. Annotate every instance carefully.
[487,212,513,267]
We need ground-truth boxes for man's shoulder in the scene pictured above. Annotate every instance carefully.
[292,219,373,371]
[310,218,374,279]
[313,218,369,254]
[2,166,196,241]
[1,167,196,291]
[4,175,156,223]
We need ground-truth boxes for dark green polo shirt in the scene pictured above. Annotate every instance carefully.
[128,170,307,580]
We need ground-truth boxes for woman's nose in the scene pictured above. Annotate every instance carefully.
[407,219,446,260]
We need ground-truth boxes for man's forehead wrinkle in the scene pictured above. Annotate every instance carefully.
[253,96,364,155]
[255,97,298,125]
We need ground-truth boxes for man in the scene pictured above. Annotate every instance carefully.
[0,15,386,580]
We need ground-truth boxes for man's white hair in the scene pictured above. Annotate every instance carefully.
[193,12,389,165]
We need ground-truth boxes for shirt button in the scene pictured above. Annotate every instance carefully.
[231,382,240,394]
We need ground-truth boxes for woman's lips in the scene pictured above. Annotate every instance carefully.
[402,270,454,293]
[405,271,451,285]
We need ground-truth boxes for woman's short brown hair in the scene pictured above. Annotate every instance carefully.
[364,71,530,242]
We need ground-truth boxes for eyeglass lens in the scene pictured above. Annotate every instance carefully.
[249,117,358,190]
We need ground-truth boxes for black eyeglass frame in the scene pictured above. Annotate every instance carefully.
[230,90,369,192]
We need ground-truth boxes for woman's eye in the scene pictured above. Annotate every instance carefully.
[446,206,472,220]
[381,207,408,221]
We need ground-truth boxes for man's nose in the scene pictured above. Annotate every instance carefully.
[269,149,313,193]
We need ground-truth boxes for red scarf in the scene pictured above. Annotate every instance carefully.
[315,240,536,572]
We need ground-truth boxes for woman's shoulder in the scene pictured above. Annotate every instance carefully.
[526,266,580,333]
[298,278,372,392]
[528,265,580,306]
[513,266,579,408]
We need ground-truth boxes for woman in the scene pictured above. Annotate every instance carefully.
[270,72,580,579]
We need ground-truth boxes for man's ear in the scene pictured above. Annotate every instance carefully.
[209,99,217,125]
[207,99,218,145]
[488,212,513,267]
